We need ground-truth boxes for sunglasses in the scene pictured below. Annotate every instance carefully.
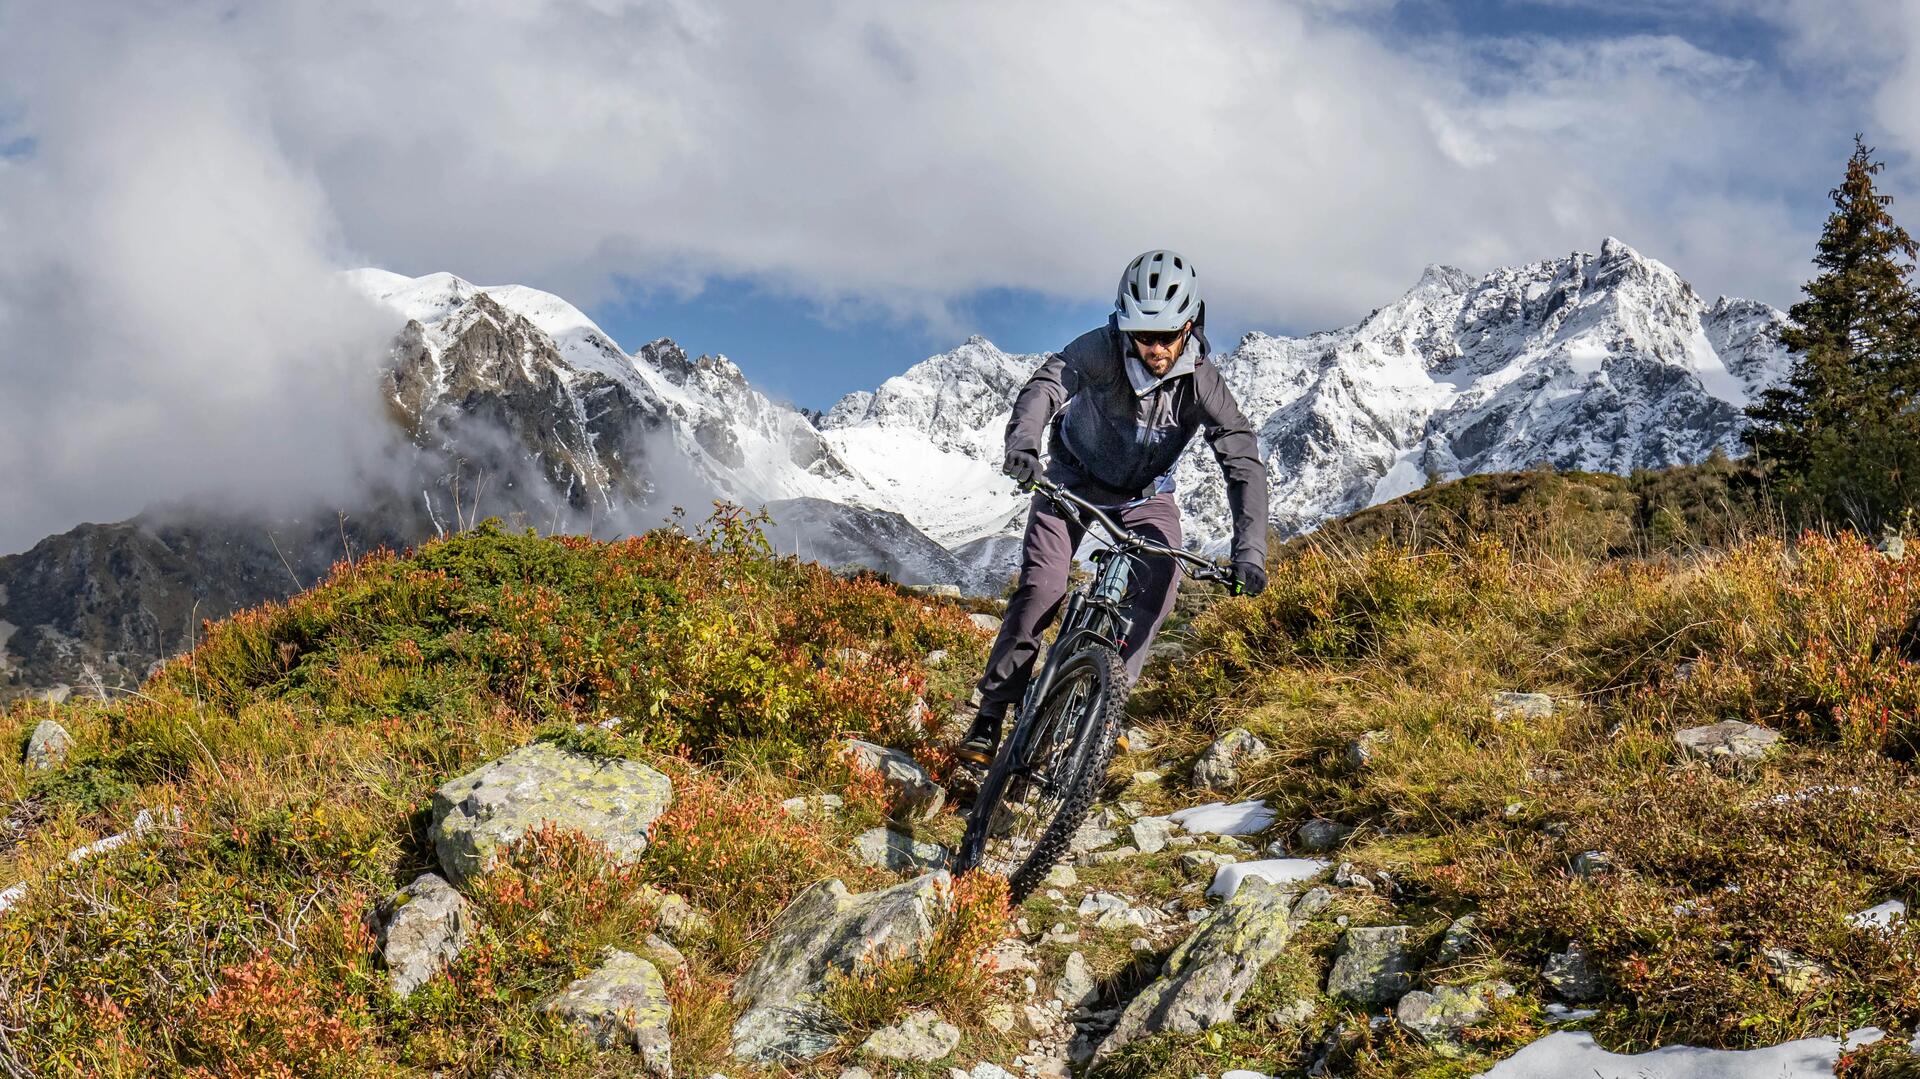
[1129,326,1188,348]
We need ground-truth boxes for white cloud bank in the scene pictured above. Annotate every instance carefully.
[0,0,1916,552]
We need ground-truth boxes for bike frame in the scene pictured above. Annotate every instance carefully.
[1001,480,1228,758]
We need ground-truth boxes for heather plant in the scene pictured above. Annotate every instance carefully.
[0,505,987,1077]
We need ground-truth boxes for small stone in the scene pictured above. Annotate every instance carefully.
[1167,834,1196,848]
[642,933,686,971]
[984,1003,1020,1033]
[1334,861,1374,894]
[1396,980,1515,1044]
[1044,863,1078,888]
[1293,818,1353,853]
[1054,951,1098,1008]
[1128,937,1153,953]
[23,720,73,771]
[1129,816,1175,854]
[861,1008,961,1062]
[1180,850,1233,879]
[1761,947,1829,994]
[924,648,950,665]
[1673,720,1782,763]
[1069,819,1119,854]
[1572,850,1613,877]
[986,940,1038,974]
[1268,998,1317,1029]
[1192,728,1271,792]
[842,738,946,820]
[1542,943,1602,1003]
[543,950,672,1076]
[969,612,1003,632]
[851,827,950,872]
[370,872,471,999]
[1326,925,1414,1005]
[1492,691,1555,719]
[1435,915,1480,964]
[1131,770,1163,786]
[840,1069,876,1079]
[1085,845,1139,866]
[1121,725,1154,752]
[779,793,844,819]
[1346,730,1388,769]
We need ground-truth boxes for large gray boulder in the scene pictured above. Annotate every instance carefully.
[542,949,671,1076]
[1094,879,1317,1061]
[24,719,73,771]
[429,742,673,887]
[370,872,471,999]
[1192,728,1270,792]
[842,738,945,821]
[731,872,949,1063]
[1327,925,1414,1004]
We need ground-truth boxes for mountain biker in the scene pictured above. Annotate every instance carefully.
[956,249,1271,766]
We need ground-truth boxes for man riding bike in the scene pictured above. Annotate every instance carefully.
[957,249,1271,766]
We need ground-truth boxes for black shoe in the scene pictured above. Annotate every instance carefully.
[955,709,1004,766]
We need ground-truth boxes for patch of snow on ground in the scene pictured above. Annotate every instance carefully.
[1208,858,1330,899]
[1476,1029,1890,1079]
[1850,899,1907,930]
[1168,800,1276,835]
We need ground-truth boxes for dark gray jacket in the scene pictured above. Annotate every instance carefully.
[1005,317,1270,567]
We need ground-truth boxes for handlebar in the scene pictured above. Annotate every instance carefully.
[1025,476,1235,585]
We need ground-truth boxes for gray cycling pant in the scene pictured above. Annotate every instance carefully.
[974,490,1183,719]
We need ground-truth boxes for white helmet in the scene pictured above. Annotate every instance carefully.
[1114,249,1200,333]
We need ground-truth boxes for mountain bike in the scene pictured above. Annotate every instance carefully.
[951,477,1233,902]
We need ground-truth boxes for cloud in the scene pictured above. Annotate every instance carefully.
[0,0,1914,551]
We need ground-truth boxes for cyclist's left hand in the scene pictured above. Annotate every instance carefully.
[1231,560,1268,597]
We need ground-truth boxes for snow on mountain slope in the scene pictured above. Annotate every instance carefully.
[347,238,1791,587]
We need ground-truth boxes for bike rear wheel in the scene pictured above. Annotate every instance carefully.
[955,644,1129,903]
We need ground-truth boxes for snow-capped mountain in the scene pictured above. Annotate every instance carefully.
[348,237,1790,574]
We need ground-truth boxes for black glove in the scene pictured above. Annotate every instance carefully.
[1231,560,1268,597]
[1002,448,1042,488]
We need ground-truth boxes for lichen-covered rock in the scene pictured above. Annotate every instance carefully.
[842,739,945,821]
[1094,879,1313,1061]
[731,872,948,1063]
[969,612,1002,632]
[1762,947,1829,994]
[1396,980,1515,1043]
[1053,951,1097,1009]
[850,827,950,872]
[860,1008,960,1062]
[1542,942,1603,1002]
[23,719,72,771]
[1492,691,1555,718]
[370,872,471,999]
[1673,720,1781,762]
[1327,925,1414,1004]
[1192,728,1270,792]
[643,886,713,946]
[542,950,671,1076]
[429,742,673,887]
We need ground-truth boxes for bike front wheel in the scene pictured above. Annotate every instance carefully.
[954,644,1129,903]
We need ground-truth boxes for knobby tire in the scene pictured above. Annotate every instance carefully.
[957,644,1129,904]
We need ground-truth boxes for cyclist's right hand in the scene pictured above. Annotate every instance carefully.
[1002,448,1043,488]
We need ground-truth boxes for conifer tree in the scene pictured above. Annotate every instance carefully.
[1749,135,1920,529]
